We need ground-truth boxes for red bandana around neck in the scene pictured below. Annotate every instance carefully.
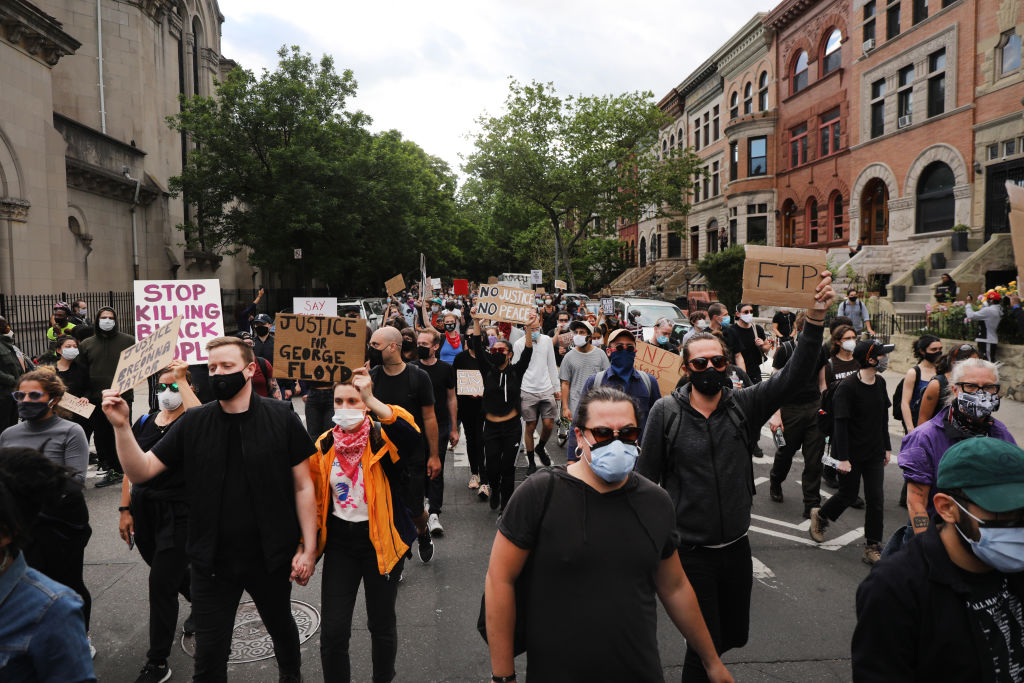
[333,417,370,480]
[445,330,461,349]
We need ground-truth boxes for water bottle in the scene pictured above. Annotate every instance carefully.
[729,370,743,389]
[821,453,841,468]
[773,428,786,448]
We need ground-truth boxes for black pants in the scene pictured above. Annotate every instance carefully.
[24,490,92,630]
[190,563,300,681]
[819,457,885,544]
[427,418,449,515]
[93,404,128,473]
[0,396,19,434]
[458,400,485,481]
[321,516,404,682]
[484,418,521,509]
[131,494,191,665]
[305,388,334,440]
[678,537,752,682]
[769,400,825,509]
[978,342,997,362]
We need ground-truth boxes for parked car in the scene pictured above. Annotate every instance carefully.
[337,298,384,331]
[612,298,689,342]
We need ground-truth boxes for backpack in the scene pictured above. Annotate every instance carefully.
[370,364,423,414]
[592,368,653,396]
[892,366,922,422]
[661,392,754,485]
[817,375,846,438]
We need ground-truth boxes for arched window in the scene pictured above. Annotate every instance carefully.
[822,29,842,75]
[916,162,956,233]
[999,30,1022,76]
[662,140,668,156]
[707,219,720,253]
[792,51,809,93]
[191,17,202,97]
[807,198,820,243]
[639,236,647,266]
[730,92,739,119]
[743,83,753,115]
[670,134,675,148]
[758,71,769,111]
[677,128,684,150]
[830,193,844,240]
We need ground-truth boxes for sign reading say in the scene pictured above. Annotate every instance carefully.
[293,297,337,316]
[742,245,826,309]
[134,280,224,364]
[273,314,366,383]
[475,284,535,324]
[456,369,484,396]
[634,340,685,397]
[112,317,182,395]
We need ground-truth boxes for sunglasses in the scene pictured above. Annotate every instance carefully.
[586,425,641,444]
[687,355,729,371]
[12,390,45,401]
[609,344,636,352]
[158,383,180,393]
[956,500,1024,529]
[956,382,1000,395]
[491,348,511,356]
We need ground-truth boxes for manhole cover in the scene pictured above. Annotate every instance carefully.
[181,600,321,663]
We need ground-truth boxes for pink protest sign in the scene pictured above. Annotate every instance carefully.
[133,279,225,364]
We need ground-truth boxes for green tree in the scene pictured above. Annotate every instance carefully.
[696,244,745,313]
[572,237,629,293]
[464,80,703,291]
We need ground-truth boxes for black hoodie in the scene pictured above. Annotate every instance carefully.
[78,306,136,402]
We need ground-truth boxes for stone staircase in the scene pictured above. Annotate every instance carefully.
[603,264,656,295]
[892,249,974,315]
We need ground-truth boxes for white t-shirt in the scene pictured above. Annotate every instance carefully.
[330,458,369,522]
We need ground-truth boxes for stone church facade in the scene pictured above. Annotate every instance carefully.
[0,0,254,295]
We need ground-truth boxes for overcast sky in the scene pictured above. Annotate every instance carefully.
[219,0,772,179]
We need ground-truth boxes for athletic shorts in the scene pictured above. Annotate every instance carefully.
[520,390,557,422]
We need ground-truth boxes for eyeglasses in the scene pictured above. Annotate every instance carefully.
[609,344,636,352]
[586,426,641,444]
[158,383,180,393]
[955,499,1024,529]
[12,390,45,401]
[687,355,729,371]
[955,382,1000,395]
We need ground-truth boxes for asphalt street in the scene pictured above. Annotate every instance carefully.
[80,376,924,682]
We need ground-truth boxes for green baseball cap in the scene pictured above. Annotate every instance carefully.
[937,437,1024,513]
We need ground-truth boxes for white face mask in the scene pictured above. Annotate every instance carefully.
[157,389,183,412]
[697,320,710,329]
[592,339,604,348]
[61,347,79,360]
[332,408,366,431]
[77,308,87,318]
[98,318,115,332]
[572,334,589,348]
[841,339,856,352]
[739,313,754,324]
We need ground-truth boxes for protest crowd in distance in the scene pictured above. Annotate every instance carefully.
[1,248,1023,683]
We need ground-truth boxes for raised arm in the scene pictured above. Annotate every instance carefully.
[100,389,168,483]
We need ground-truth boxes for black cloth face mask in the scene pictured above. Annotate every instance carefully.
[211,370,248,401]
[690,368,725,396]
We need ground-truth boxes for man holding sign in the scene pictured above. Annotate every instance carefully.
[102,336,318,681]
[638,266,834,681]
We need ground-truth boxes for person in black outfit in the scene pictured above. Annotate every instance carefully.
[809,339,894,565]
[102,336,317,683]
[414,327,459,535]
[452,342,488,496]
[469,306,537,513]
[724,302,767,383]
[46,335,94,443]
[117,361,199,683]
[771,308,796,340]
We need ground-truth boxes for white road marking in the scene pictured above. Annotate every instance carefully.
[749,524,864,550]
[754,476,769,487]
[752,556,775,579]
[751,513,810,532]
[452,425,468,468]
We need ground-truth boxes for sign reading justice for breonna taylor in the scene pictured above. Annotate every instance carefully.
[134,280,224,364]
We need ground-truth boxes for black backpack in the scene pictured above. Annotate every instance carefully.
[817,373,851,438]
[892,365,922,422]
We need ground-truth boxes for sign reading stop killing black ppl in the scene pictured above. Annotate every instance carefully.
[134,279,224,364]
[273,314,366,383]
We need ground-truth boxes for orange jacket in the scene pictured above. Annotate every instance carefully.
[308,406,420,577]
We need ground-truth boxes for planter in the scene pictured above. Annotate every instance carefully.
[892,284,907,302]
[912,269,927,285]
[931,253,946,269]
[952,232,969,251]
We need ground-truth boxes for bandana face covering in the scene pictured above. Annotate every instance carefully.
[333,416,370,480]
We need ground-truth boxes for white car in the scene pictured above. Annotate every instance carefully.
[612,298,689,342]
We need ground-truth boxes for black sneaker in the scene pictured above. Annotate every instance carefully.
[526,462,537,475]
[182,611,196,636]
[489,490,501,510]
[535,443,551,466]
[416,532,434,563]
[95,470,123,488]
[134,662,171,683]
[851,496,865,509]
[279,672,303,683]
[769,482,784,502]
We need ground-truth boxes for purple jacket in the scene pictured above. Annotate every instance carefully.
[898,409,1016,514]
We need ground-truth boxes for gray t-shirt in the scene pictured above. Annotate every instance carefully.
[838,300,870,332]
[559,347,610,415]
[0,414,90,483]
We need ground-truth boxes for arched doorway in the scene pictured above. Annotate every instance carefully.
[916,162,955,233]
[860,179,889,245]
[781,199,798,246]
[639,236,647,267]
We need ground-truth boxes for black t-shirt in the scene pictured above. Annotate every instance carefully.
[826,355,861,385]
[773,341,829,404]
[214,412,263,575]
[371,364,434,458]
[772,311,796,338]
[726,324,765,383]
[832,376,891,462]
[57,362,91,398]
[414,359,455,426]
[964,573,1024,679]
[130,411,186,501]
[499,468,676,681]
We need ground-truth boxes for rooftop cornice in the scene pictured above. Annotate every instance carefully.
[764,0,819,31]
[0,0,80,66]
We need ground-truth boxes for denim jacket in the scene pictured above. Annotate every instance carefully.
[0,551,95,682]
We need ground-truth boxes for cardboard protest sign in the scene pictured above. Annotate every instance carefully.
[741,245,826,309]
[487,276,498,284]
[112,317,182,395]
[134,280,224,364]
[293,297,337,316]
[536,287,546,294]
[475,284,535,324]
[59,392,95,419]
[453,279,469,296]
[554,279,567,291]
[600,297,615,315]
[456,369,484,396]
[385,274,406,296]
[273,314,366,383]
[634,340,686,397]
[530,269,543,285]
[1006,181,1024,280]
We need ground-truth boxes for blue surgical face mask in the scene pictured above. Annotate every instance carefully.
[954,500,1024,573]
[531,331,540,342]
[721,315,731,326]
[657,335,670,345]
[585,437,639,483]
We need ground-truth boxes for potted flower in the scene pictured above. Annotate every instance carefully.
[951,224,970,251]
[912,259,927,286]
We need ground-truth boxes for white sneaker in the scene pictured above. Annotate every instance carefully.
[427,513,444,537]
[478,484,490,500]
[88,637,96,659]
[468,474,480,489]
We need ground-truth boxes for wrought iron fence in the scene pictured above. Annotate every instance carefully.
[0,291,135,360]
